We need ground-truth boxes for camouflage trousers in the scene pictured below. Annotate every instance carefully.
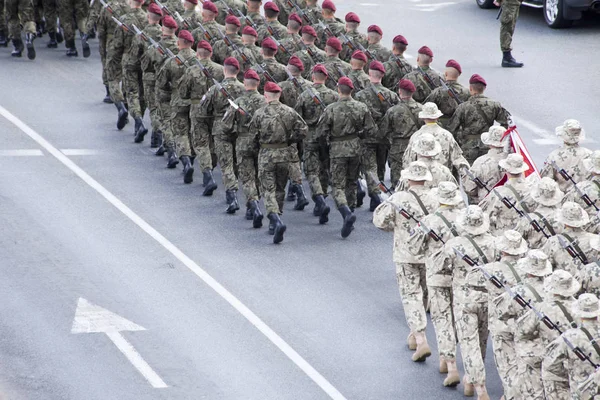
[288,143,303,185]
[157,102,174,149]
[142,77,158,133]
[236,136,260,203]
[97,22,112,86]
[388,141,410,188]
[42,0,57,33]
[304,145,329,197]
[460,137,486,166]
[429,286,456,360]
[491,331,519,400]
[123,68,145,119]
[376,143,388,182]
[454,287,489,385]
[5,0,36,38]
[214,136,238,191]
[542,378,570,400]
[500,0,520,52]
[171,108,192,157]
[330,156,359,209]
[518,358,544,400]
[190,111,214,171]
[57,0,88,42]
[395,263,428,334]
[258,150,289,215]
[360,145,382,195]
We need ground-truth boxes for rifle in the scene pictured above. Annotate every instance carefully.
[451,247,504,289]
[217,0,235,15]
[195,21,214,42]
[285,68,304,91]
[99,0,116,15]
[307,86,327,111]
[563,336,600,369]
[297,40,324,64]
[154,0,173,17]
[369,85,394,107]
[417,66,436,90]
[132,24,167,56]
[492,188,524,217]
[272,37,290,56]
[465,169,492,194]
[213,78,247,115]
[254,63,275,83]
[317,21,335,39]
[521,210,551,239]
[338,33,357,54]
[353,40,376,61]
[440,78,463,105]
[419,220,445,243]
[557,234,588,265]
[191,57,214,80]
[226,98,248,117]
[260,16,280,39]
[237,9,258,31]
[551,161,599,211]
[286,0,315,25]
[111,15,132,34]
[496,6,503,19]
[369,172,393,195]
[174,11,192,31]
[165,47,184,65]
[217,29,251,66]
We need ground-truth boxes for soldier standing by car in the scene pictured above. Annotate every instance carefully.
[495,0,524,67]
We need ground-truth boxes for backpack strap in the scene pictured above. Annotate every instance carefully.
[505,261,522,284]
[503,184,530,213]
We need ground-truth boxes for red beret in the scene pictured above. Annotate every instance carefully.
[312,63,328,76]
[445,59,462,74]
[178,29,194,44]
[301,25,317,38]
[369,60,385,74]
[264,1,279,12]
[322,0,336,11]
[367,25,382,36]
[185,0,197,4]
[418,45,433,57]
[162,15,178,29]
[326,37,342,52]
[224,56,240,69]
[393,35,408,45]
[398,79,416,93]
[469,73,487,86]
[264,81,282,93]
[288,13,302,25]
[345,12,360,23]
[147,3,162,15]
[351,50,367,63]
[225,15,240,27]
[261,37,278,51]
[242,25,257,37]
[202,1,218,13]
[244,69,260,81]
[197,40,212,52]
[338,76,354,89]
[288,55,304,71]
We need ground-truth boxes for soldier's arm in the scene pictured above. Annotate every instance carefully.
[372,200,397,231]
[496,103,510,128]
[315,107,332,141]
[542,335,570,385]
[290,110,308,143]
[446,104,463,134]
[361,107,378,140]
[86,1,102,33]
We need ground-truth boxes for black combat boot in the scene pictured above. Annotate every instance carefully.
[154,132,166,156]
[47,32,58,48]
[293,183,309,211]
[267,213,286,244]
[339,205,356,238]
[36,22,43,37]
[66,39,78,56]
[56,29,63,43]
[313,195,330,225]
[11,38,24,57]
[81,33,90,58]
[166,146,179,168]
[103,85,113,104]
[25,32,36,60]
[133,117,148,142]
[245,202,253,220]
[225,189,240,214]
[0,30,8,47]
[249,200,263,228]
[202,169,218,196]
[356,180,366,208]
[88,28,96,39]
[115,102,128,130]
[286,180,296,201]
[501,51,523,68]
[181,156,194,183]
[369,193,382,212]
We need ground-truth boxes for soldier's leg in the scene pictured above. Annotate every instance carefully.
[143,79,158,135]
[20,0,36,57]
[388,148,403,188]
[491,334,519,400]
[375,143,388,181]
[6,0,21,41]
[42,0,57,46]
[236,142,259,203]
[123,70,142,120]
[319,151,330,195]
[429,286,457,362]
[191,116,213,171]
[0,0,7,46]
[500,0,523,67]
[520,361,544,400]
[331,157,348,209]
[304,147,324,197]
[213,136,238,191]
[275,161,290,214]
[361,145,382,211]
[258,154,280,215]
[455,294,487,386]
[345,157,359,210]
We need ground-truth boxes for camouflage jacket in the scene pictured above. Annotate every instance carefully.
[396,157,457,191]
[257,19,289,43]
[178,8,202,31]
[515,205,562,250]
[294,83,338,142]
[252,58,288,92]
[276,33,302,65]
[372,185,438,263]
[293,45,327,79]
[540,145,594,193]
[133,23,163,75]
[156,48,198,108]
[382,55,413,91]
[316,97,376,158]
[87,0,128,34]
[403,123,469,171]
[162,0,184,16]
[367,42,391,63]
[222,89,266,140]
[212,33,246,65]
[240,11,264,29]
[280,75,311,109]
[338,30,368,62]
[215,0,247,25]
[541,228,599,278]
[447,94,509,145]
[565,177,600,220]
[347,68,370,93]
[250,101,308,163]
[304,4,323,24]
[191,20,224,46]
[111,8,148,70]
[199,77,246,128]
[273,0,304,26]
[486,257,527,335]
[315,17,345,50]
[148,37,178,103]
[178,58,224,102]
[479,176,535,235]
[322,55,352,90]
[424,80,471,125]
[463,147,508,203]
[355,82,400,131]
[380,98,423,151]
[404,66,442,104]
[580,261,600,299]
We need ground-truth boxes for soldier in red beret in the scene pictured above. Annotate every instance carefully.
[382,34,412,91]
[423,59,471,128]
[365,24,391,67]
[274,13,303,64]
[347,50,370,92]
[257,1,289,43]
[214,0,247,26]
[339,12,368,62]
[315,0,345,51]
[180,0,202,32]
[279,55,308,108]
[403,45,442,104]
[292,25,327,80]
[212,15,245,65]
[240,26,262,66]
[191,1,225,45]
[322,37,352,90]
[242,0,264,31]
[251,37,288,92]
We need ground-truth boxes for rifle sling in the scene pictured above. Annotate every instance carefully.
[553,300,577,329]
[465,235,489,265]
[561,233,589,264]
[522,283,542,302]
[505,261,522,284]
[532,211,556,236]
[408,190,429,216]
[435,211,459,237]
[580,327,600,361]
[503,184,530,213]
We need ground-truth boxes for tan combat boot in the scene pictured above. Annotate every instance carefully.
[411,332,431,362]
[463,376,474,397]
[439,358,448,373]
[443,359,460,387]
[407,332,417,350]
[475,384,490,400]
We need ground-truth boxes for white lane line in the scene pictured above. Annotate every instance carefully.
[0,149,44,156]
[0,105,347,400]
[61,149,99,156]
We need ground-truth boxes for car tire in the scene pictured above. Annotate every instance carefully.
[476,0,496,9]
[544,0,574,28]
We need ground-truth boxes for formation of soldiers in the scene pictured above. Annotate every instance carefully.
[5,0,600,397]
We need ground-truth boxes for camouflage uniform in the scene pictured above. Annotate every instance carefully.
[346,68,370,94]
[565,177,600,225]
[215,0,246,26]
[424,80,470,128]
[42,0,58,39]
[315,17,344,50]
[338,30,367,62]
[540,145,593,193]
[580,260,600,298]
[200,77,246,190]
[149,35,178,149]
[304,3,322,24]
[396,157,456,192]
[57,0,88,44]
[250,100,308,214]
[252,58,288,92]
[355,83,399,195]
[191,20,224,46]
[212,32,247,66]
[479,176,535,235]
[276,32,302,65]
[293,44,326,80]
[273,0,301,26]
[280,75,311,109]
[256,19,288,43]
[403,122,469,172]
[516,206,562,250]
[241,11,264,30]
[447,94,509,164]
[380,98,423,185]
[179,8,202,31]
[382,55,413,91]
[463,147,507,204]
[6,0,36,39]
[404,67,441,104]
[542,229,598,278]
[322,55,351,91]
[499,0,521,52]
[366,42,391,63]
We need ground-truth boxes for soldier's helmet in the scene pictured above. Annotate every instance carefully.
[418,102,443,120]
[480,126,506,148]
[572,293,600,319]
[543,270,580,297]
[495,230,528,256]
[456,205,489,235]
[430,181,463,206]
[557,201,589,228]
[555,119,585,145]
[517,249,552,277]
[412,133,442,157]
[532,177,564,207]
[400,161,432,182]
[498,153,529,174]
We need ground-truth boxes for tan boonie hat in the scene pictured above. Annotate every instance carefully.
[583,150,600,174]
[418,102,444,120]
[495,229,528,255]
[412,133,442,157]
[498,153,530,174]
[572,293,600,319]
[531,177,564,207]
[555,119,585,144]
[400,161,433,182]
[431,181,463,206]
[456,205,489,236]
[480,126,506,147]
[544,270,580,297]
[557,201,590,227]
[517,249,552,277]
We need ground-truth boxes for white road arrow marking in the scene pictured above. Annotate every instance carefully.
[71,298,167,389]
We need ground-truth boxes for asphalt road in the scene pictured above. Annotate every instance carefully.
[0,1,598,399]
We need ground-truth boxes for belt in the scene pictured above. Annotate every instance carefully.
[330,135,357,142]
[190,99,201,104]
[391,137,410,143]
[261,143,288,149]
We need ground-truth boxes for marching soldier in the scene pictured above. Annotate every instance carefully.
[191,1,224,46]
[280,55,310,107]
[241,26,263,65]
[322,37,351,90]
[180,0,202,31]
[252,37,288,92]
[403,46,441,104]
[242,0,265,29]
[338,12,367,62]
[423,59,470,128]
[292,25,326,79]
[346,50,370,93]
[564,150,600,226]
[257,1,288,43]
[275,13,302,65]
[365,24,390,63]
[315,0,344,50]
[58,0,90,56]
[212,15,244,65]
[6,0,37,58]
[382,35,413,91]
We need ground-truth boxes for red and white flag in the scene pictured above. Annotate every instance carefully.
[493,119,540,188]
